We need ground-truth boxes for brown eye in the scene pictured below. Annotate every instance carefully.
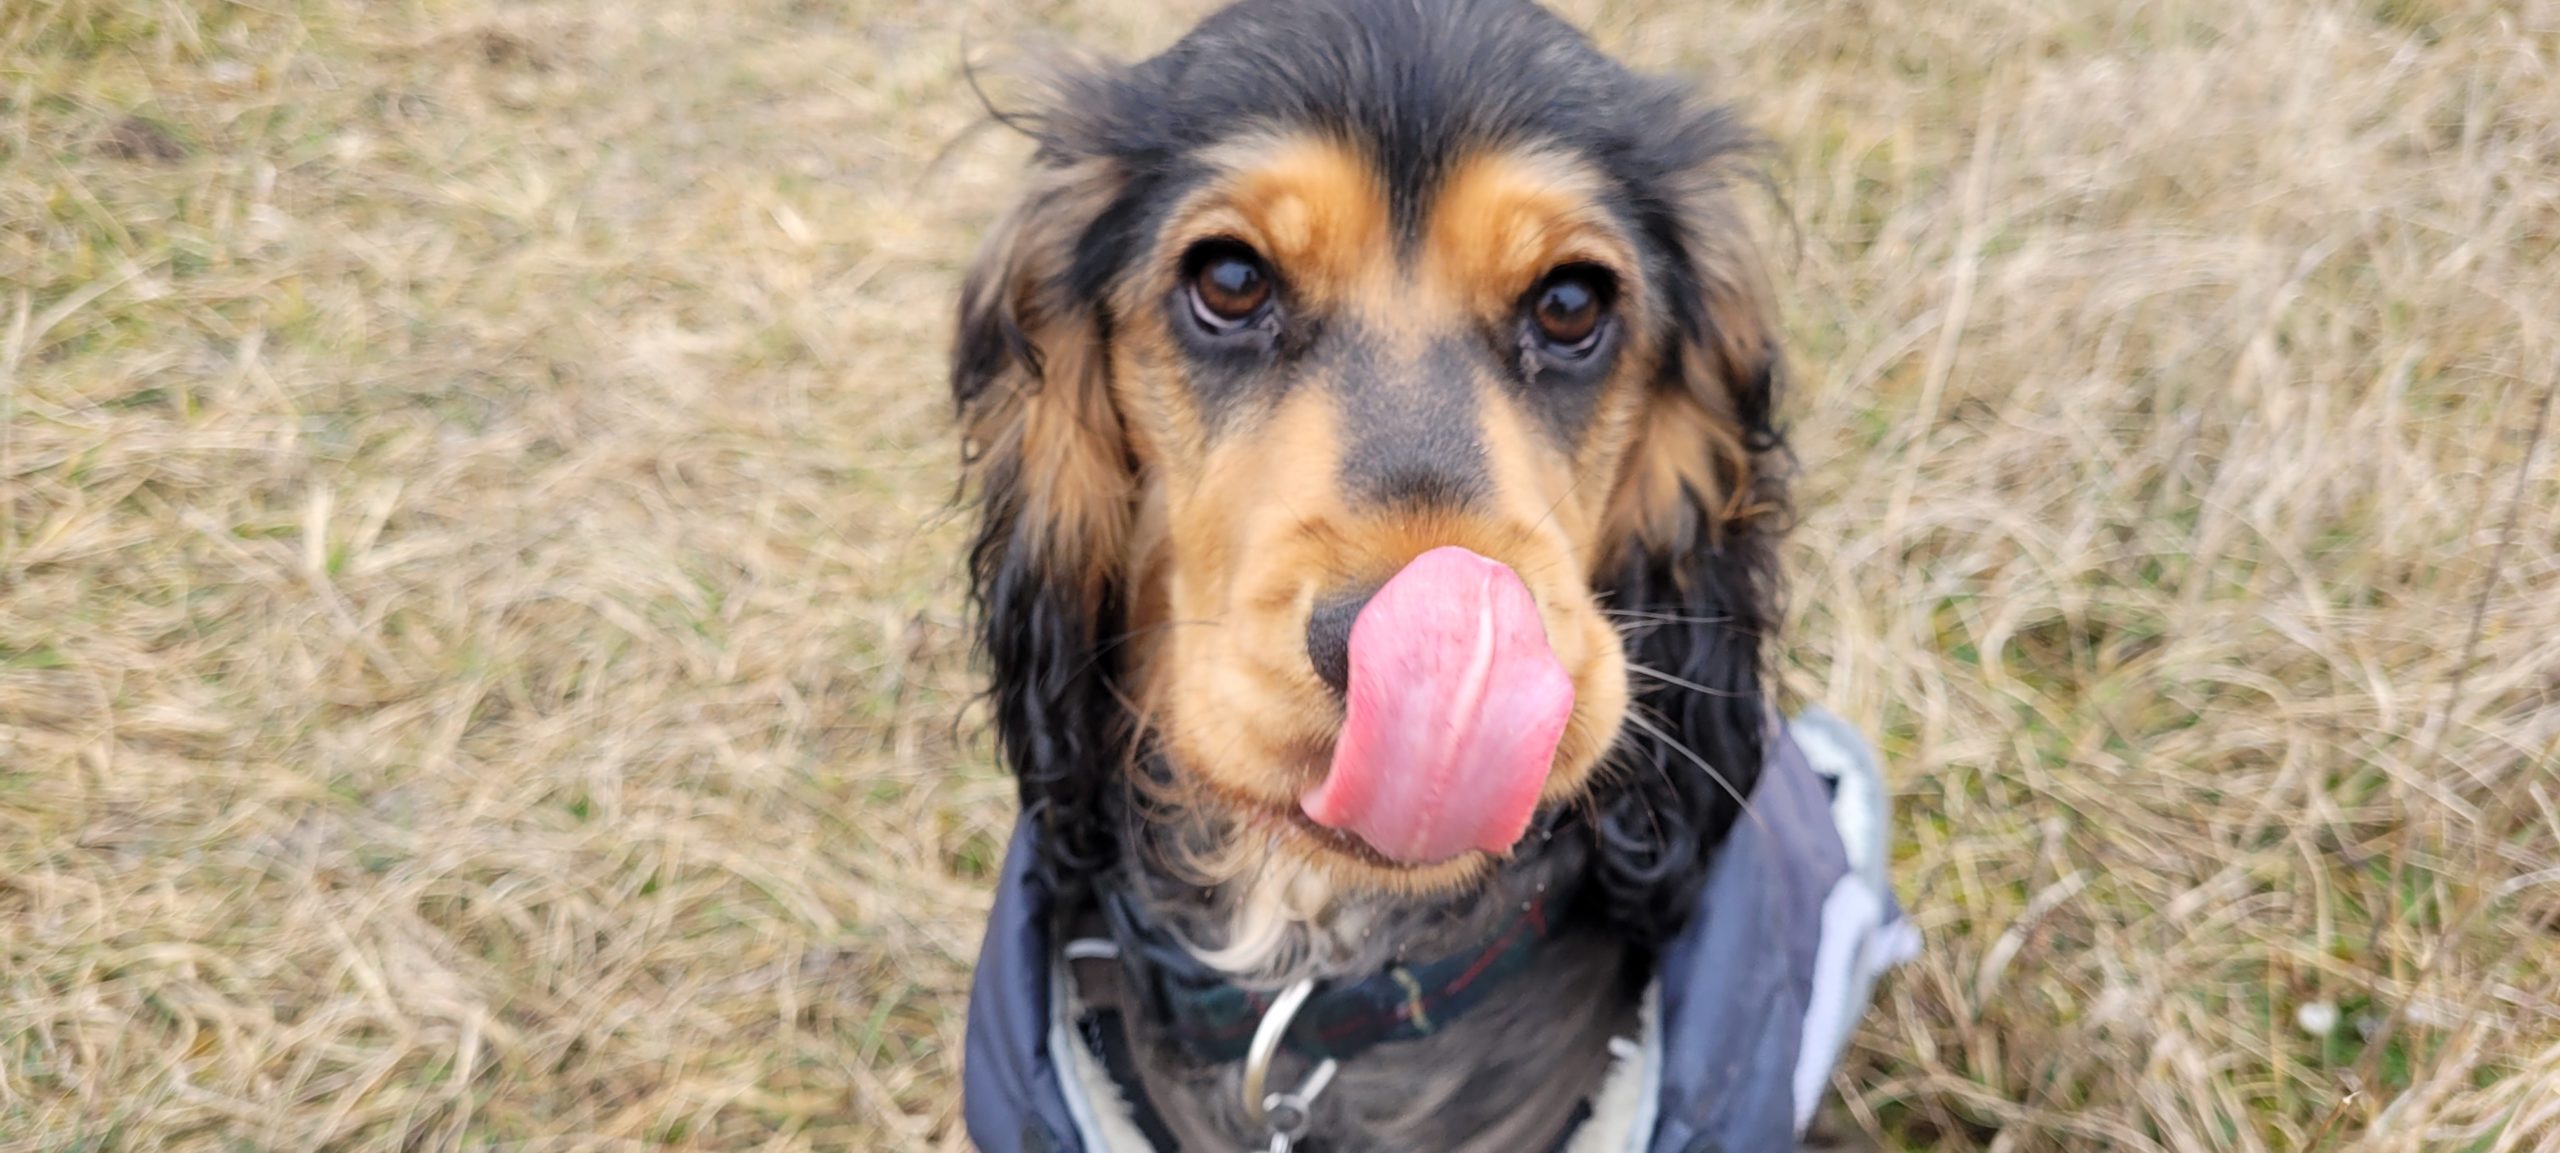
[1189,245,1273,330]
[1531,268,1609,352]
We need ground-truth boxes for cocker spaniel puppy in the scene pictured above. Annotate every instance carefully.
[954,2,1799,1150]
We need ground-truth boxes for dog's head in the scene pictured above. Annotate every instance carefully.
[956,0,1784,931]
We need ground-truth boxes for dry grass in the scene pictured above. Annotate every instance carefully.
[1,0,2554,1149]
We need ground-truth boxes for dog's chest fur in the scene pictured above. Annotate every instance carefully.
[1114,826,1641,1153]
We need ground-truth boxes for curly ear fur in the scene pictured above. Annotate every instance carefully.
[953,150,1137,902]
[1588,114,1789,945]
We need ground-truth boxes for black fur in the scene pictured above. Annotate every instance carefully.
[954,0,1786,955]
[1588,399,1787,945]
[953,276,1131,908]
[965,484,1128,901]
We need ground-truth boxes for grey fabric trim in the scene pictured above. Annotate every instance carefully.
[1783,707,1921,1133]
[1049,961,1156,1153]
[1563,982,1660,1153]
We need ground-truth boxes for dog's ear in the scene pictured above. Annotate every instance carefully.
[1589,118,1789,942]
[954,151,1137,894]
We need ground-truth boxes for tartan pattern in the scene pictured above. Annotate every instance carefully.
[1106,889,1566,1064]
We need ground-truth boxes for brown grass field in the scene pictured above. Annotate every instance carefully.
[4,0,2557,1149]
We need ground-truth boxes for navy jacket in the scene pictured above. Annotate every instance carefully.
[963,709,1915,1153]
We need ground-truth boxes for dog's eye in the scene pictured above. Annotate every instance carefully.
[1187,244,1274,332]
[1529,267,1610,354]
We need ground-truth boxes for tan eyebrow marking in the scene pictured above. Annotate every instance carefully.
[1422,147,1637,321]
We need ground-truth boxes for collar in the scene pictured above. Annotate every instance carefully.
[1095,876,1576,1065]
[962,711,1919,1153]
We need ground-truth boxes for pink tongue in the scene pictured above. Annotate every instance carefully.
[1301,546,1576,865]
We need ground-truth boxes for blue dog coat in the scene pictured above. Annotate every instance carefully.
[963,709,1916,1153]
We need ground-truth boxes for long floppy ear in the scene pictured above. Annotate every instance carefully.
[953,149,1137,898]
[1588,113,1789,944]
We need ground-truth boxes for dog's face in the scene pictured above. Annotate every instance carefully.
[1124,137,1649,889]
[957,0,1783,904]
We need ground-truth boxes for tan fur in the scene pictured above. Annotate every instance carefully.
[1192,134,1394,310]
[1599,169,1783,558]
[1422,149,1638,320]
[959,158,1137,596]
[1602,389,1757,551]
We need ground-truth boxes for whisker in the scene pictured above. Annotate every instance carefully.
[1525,469,1591,541]
[1618,709,1754,816]
[1097,616,1223,650]
[1624,661,1756,699]
[1599,608,1739,625]
[1071,615,1225,680]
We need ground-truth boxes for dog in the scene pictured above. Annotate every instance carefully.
[952,2,1794,1149]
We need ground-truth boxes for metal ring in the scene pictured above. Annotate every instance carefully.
[1261,1058,1336,1138]
[1240,977,1319,1128]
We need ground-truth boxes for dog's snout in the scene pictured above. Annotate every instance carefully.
[1306,588,1375,696]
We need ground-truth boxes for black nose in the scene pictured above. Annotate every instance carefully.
[1305,588,1375,696]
